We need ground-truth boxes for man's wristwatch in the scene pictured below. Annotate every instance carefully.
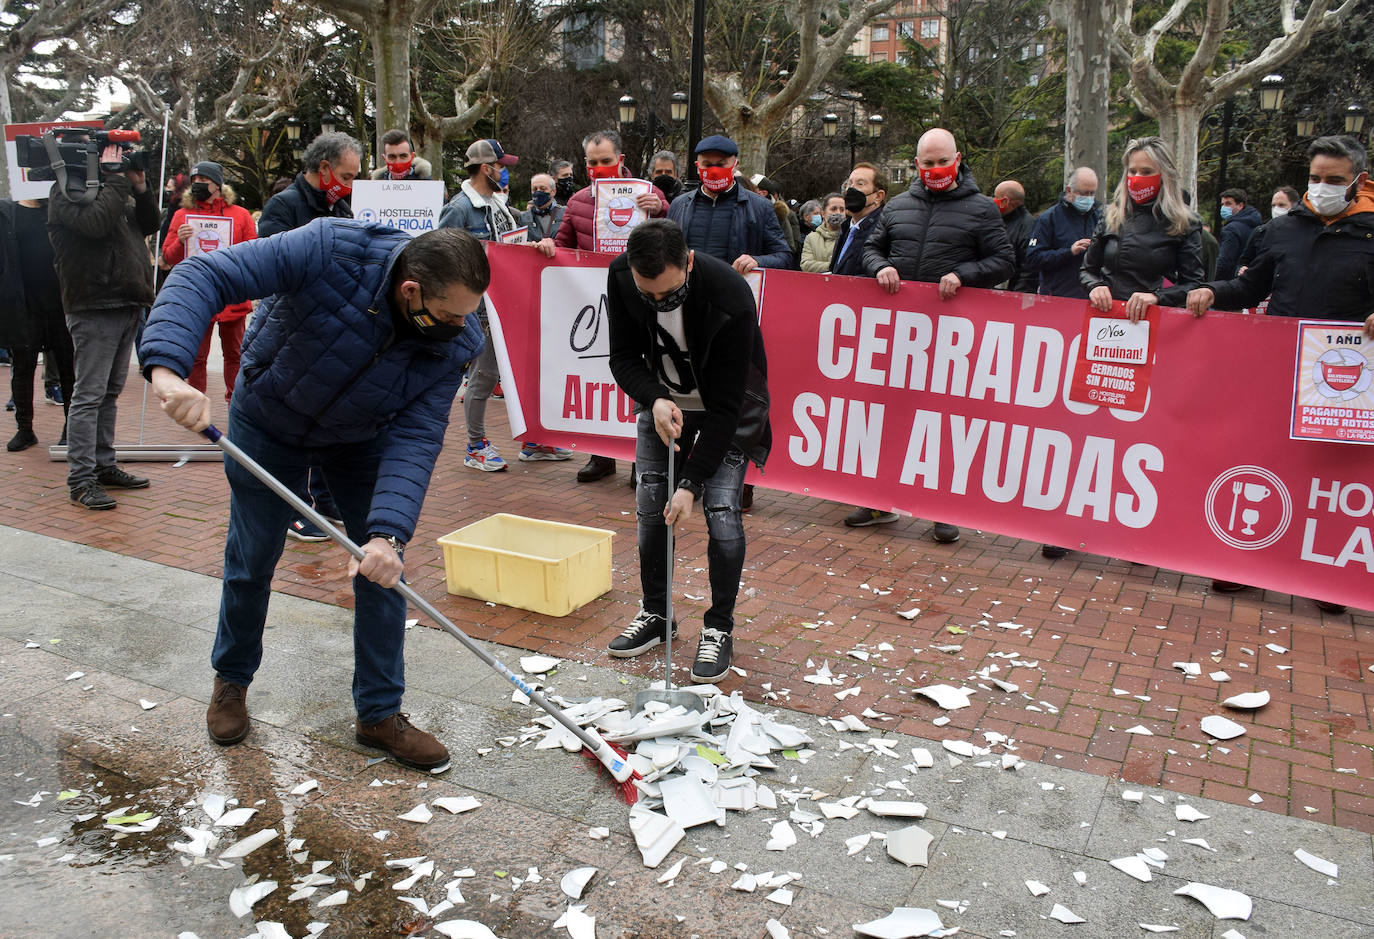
[369,533,406,555]
[676,478,704,500]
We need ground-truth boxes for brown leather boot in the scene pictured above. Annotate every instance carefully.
[207,676,249,745]
[356,713,451,771]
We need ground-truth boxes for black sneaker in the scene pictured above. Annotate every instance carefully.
[286,517,329,542]
[97,466,150,489]
[931,522,961,543]
[71,482,116,510]
[845,506,898,527]
[607,610,677,658]
[689,628,733,683]
[313,499,344,525]
[7,428,37,452]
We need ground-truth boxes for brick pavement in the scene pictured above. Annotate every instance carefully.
[4,361,1373,834]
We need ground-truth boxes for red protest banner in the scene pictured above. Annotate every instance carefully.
[483,243,1373,610]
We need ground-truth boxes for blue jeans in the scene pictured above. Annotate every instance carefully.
[212,406,405,724]
[635,411,748,632]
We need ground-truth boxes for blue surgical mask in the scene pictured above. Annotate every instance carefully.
[1072,194,1095,212]
[1220,205,1234,221]
[810,214,822,227]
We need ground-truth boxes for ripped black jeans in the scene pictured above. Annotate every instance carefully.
[635,410,748,633]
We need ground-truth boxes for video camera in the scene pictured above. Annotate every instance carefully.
[14,127,151,202]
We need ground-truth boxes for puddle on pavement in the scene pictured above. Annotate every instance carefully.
[0,734,538,937]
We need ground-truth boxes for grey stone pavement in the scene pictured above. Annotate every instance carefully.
[1,524,1371,939]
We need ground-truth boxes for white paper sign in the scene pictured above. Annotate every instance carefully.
[185,215,233,256]
[350,179,444,236]
[499,226,529,245]
[537,265,637,437]
[593,177,652,254]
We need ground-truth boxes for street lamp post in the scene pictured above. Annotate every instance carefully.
[1212,73,1286,235]
[617,89,688,173]
[821,103,883,166]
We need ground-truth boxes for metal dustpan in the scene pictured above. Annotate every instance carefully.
[634,442,706,717]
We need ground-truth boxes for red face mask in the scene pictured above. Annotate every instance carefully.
[699,163,735,193]
[386,157,414,177]
[919,160,959,192]
[1127,172,1162,204]
[587,161,623,181]
[993,196,1010,213]
[319,163,352,206]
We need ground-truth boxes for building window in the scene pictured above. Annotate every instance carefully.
[891,165,907,183]
[899,20,915,38]
[871,51,889,63]
[897,51,911,65]
[872,23,890,42]
[920,18,939,39]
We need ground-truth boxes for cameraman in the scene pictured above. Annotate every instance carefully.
[46,137,160,510]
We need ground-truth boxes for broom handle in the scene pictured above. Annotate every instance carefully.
[664,439,675,692]
[200,424,605,753]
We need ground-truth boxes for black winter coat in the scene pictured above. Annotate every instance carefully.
[1158,187,1374,321]
[829,209,883,278]
[1025,198,1103,298]
[1080,201,1204,300]
[257,173,352,238]
[862,167,1014,287]
[0,200,65,349]
[1215,203,1262,280]
[1001,205,1038,291]
[607,251,771,486]
[46,174,159,315]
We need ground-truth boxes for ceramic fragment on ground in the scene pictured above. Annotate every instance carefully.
[1174,804,1211,822]
[229,880,278,918]
[1174,882,1252,920]
[1221,691,1270,710]
[1293,848,1338,878]
[561,867,597,899]
[853,907,947,938]
[886,825,934,867]
[1050,903,1085,924]
[914,685,973,710]
[1199,715,1246,740]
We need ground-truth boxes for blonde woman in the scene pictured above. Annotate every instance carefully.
[1080,136,1204,322]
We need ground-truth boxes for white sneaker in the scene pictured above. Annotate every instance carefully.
[464,440,507,472]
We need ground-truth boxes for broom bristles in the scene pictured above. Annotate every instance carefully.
[581,741,641,805]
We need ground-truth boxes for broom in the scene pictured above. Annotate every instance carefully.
[201,424,641,803]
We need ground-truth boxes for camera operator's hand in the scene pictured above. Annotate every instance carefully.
[125,168,147,192]
[177,223,194,244]
[150,365,211,432]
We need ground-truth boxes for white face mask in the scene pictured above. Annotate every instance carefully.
[1307,182,1351,217]
[1270,206,1289,218]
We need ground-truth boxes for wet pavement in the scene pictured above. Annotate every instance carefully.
[2,525,1373,938]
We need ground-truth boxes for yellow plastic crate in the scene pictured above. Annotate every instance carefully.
[437,513,614,617]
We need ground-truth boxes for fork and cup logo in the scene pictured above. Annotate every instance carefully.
[1204,466,1293,550]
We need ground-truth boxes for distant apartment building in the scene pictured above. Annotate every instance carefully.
[851,0,946,66]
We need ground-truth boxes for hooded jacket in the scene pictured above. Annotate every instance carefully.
[607,251,770,486]
[257,173,352,239]
[1080,201,1205,300]
[141,219,484,541]
[46,174,160,315]
[1158,181,1374,321]
[1025,197,1103,298]
[368,155,434,181]
[162,185,258,322]
[1215,202,1262,280]
[861,166,1015,287]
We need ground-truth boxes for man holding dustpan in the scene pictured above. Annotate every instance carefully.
[605,219,770,683]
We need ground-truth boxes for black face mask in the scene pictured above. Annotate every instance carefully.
[555,177,576,199]
[191,182,213,203]
[652,174,678,194]
[403,288,464,341]
[636,275,690,313]
[844,187,869,214]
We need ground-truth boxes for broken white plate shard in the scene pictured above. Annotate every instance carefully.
[1265,643,1287,654]
[732,872,758,892]
[1220,932,1246,939]
[64,671,84,681]
[290,779,319,796]
[560,867,597,899]
[852,907,946,938]
[1200,715,1246,740]
[393,861,435,891]
[558,904,597,939]
[1173,882,1252,920]
[219,828,278,859]
[660,775,725,829]
[941,739,976,757]
[765,888,794,906]
[587,827,610,840]
[138,699,158,710]
[172,826,217,857]
[845,834,872,856]
[519,654,560,674]
[1210,671,1231,682]
[915,685,972,710]
[820,801,861,820]
[398,803,433,824]
[1248,793,1263,804]
[1175,804,1211,822]
[1138,925,1180,933]
[1293,849,1338,878]
[1123,725,1154,736]
[766,820,797,851]
[434,922,500,939]
[1222,691,1270,710]
[709,860,728,874]
[866,801,927,818]
[229,880,278,918]
[215,807,257,828]
[202,794,227,821]
[912,748,934,768]
[1109,855,1152,882]
[1122,790,1144,803]
[896,607,922,620]
[1073,871,1087,886]
[432,796,482,815]
[1050,904,1085,924]
[657,858,685,884]
[1172,662,1201,676]
[629,808,685,868]
[1025,881,1050,897]
[1182,838,1216,852]
[765,918,790,939]
[886,825,934,867]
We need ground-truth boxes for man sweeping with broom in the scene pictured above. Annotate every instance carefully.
[605,219,771,683]
[139,219,488,771]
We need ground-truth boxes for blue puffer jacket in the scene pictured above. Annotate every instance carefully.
[140,218,485,542]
